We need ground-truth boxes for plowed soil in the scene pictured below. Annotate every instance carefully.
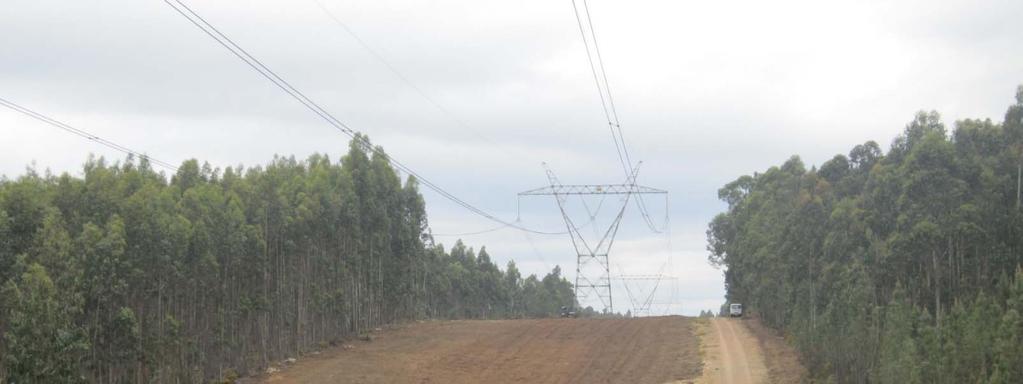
[254,316,702,384]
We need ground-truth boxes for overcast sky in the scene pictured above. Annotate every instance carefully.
[2,0,1021,315]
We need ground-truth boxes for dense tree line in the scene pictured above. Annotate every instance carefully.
[0,135,575,383]
[707,86,1023,383]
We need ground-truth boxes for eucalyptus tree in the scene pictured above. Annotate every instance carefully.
[708,86,1023,383]
[0,135,577,382]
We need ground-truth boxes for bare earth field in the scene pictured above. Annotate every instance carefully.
[251,317,702,384]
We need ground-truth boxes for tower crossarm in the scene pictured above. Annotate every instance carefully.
[612,274,677,281]
[518,184,666,196]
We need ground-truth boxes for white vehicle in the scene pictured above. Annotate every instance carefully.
[729,303,743,317]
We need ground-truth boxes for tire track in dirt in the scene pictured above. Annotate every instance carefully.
[695,318,768,384]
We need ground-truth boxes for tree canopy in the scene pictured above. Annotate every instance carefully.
[708,85,1023,383]
[0,136,576,382]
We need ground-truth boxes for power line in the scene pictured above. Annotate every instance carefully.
[521,230,553,273]
[570,0,630,178]
[634,192,667,233]
[581,0,632,170]
[312,0,551,236]
[570,0,666,234]
[431,223,511,237]
[0,97,179,172]
[580,0,666,233]
[564,1,675,312]
[310,0,518,159]
[162,0,563,235]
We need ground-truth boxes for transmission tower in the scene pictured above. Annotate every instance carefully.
[614,274,677,317]
[519,162,666,314]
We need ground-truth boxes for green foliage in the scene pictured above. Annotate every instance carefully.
[991,268,1023,382]
[0,137,575,382]
[708,86,1023,383]
[2,263,89,383]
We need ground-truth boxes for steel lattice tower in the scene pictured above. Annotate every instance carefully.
[519,163,666,314]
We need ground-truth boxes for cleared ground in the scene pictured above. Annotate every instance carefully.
[255,316,702,384]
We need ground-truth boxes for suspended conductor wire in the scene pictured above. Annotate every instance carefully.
[614,264,639,313]
[521,230,552,273]
[635,195,666,233]
[0,97,179,172]
[581,0,632,170]
[579,1,665,234]
[431,223,511,237]
[162,0,564,235]
[309,0,521,161]
[568,0,670,235]
[570,0,630,177]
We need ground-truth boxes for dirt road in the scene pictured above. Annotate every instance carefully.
[694,318,768,384]
[252,317,701,384]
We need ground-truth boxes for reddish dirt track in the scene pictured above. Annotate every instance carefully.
[694,318,767,384]
[252,316,702,384]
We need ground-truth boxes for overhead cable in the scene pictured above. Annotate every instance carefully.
[0,97,179,172]
[163,0,564,235]
[570,0,630,177]
[431,223,511,237]
[569,0,666,234]
[310,0,518,160]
